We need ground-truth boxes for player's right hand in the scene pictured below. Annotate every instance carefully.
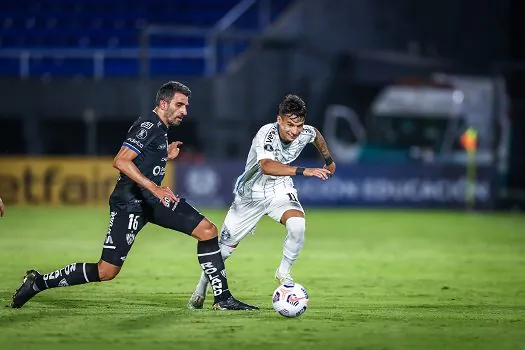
[152,186,179,207]
[304,168,332,180]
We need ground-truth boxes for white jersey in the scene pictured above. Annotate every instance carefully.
[233,123,316,200]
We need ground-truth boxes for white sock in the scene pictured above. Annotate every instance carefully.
[194,243,235,296]
[278,217,305,274]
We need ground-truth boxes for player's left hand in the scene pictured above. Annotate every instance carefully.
[0,197,4,217]
[323,162,336,177]
[168,141,183,160]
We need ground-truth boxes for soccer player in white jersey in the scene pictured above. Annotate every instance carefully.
[188,94,336,309]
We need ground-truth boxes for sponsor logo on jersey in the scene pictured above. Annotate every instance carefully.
[265,130,276,143]
[140,121,154,129]
[153,166,166,176]
[303,127,314,135]
[126,138,144,149]
[220,227,231,242]
[136,128,148,140]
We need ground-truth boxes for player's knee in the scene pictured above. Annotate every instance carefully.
[219,243,237,261]
[286,217,305,242]
[193,219,218,241]
[97,261,121,281]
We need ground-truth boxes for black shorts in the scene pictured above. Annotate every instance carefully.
[100,198,204,266]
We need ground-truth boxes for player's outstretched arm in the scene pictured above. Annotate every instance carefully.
[113,147,178,204]
[259,159,331,180]
[0,197,4,217]
[312,128,336,175]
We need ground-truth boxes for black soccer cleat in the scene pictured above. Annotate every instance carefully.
[11,270,41,308]
[212,296,259,311]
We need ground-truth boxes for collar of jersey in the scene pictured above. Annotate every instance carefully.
[275,122,292,147]
[151,110,168,131]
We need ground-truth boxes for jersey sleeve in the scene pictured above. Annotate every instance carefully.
[303,125,317,143]
[122,120,158,155]
[255,125,277,161]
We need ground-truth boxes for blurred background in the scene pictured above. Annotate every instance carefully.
[0,0,523,212]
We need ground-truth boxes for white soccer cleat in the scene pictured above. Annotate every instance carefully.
[274,270,294,286]
[188,292,206,310]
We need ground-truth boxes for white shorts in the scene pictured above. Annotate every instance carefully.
[219,188,304,246]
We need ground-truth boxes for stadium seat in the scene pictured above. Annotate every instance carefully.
[0,0,292,77]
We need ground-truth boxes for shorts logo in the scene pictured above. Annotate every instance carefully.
[121,256,127,261]
[220,227,231,242]
[126,233,135,245]
[107,211,117,235]
[158,143,167,150]
[136,128,148,140]
[140,122,154,129]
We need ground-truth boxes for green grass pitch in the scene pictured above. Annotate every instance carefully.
[0,207,524,350]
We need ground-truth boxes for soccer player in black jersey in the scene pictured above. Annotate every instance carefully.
[11,81,258,311]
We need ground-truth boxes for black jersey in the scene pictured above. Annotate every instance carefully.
[109,111,169,206]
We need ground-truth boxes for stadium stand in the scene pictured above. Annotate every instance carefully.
[0,0,291,77]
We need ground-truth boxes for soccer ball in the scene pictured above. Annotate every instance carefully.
[272,283,309,318]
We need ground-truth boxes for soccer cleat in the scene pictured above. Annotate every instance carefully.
[188,292,206,310]
[11,270,41,308]
[275,270,294,286]
[212,296,259,311]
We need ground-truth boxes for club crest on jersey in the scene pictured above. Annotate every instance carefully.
[136,129,148,140]
[126,233,135,245]
[140,121,154,129]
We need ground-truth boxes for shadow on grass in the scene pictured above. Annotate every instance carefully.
[0,291,269,329]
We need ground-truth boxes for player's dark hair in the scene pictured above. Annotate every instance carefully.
[278,94,307,120]
[155,81,191,105]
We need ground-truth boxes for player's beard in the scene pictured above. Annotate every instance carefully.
[171,116,183,126]
[167,110,183,126]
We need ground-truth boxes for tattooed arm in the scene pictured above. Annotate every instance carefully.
[312,128,336,176]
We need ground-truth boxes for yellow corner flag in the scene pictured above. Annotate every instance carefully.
[460,127,478,211]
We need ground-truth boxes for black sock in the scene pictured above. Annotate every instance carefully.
[197,237,232,303]
[34,263,100,291]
